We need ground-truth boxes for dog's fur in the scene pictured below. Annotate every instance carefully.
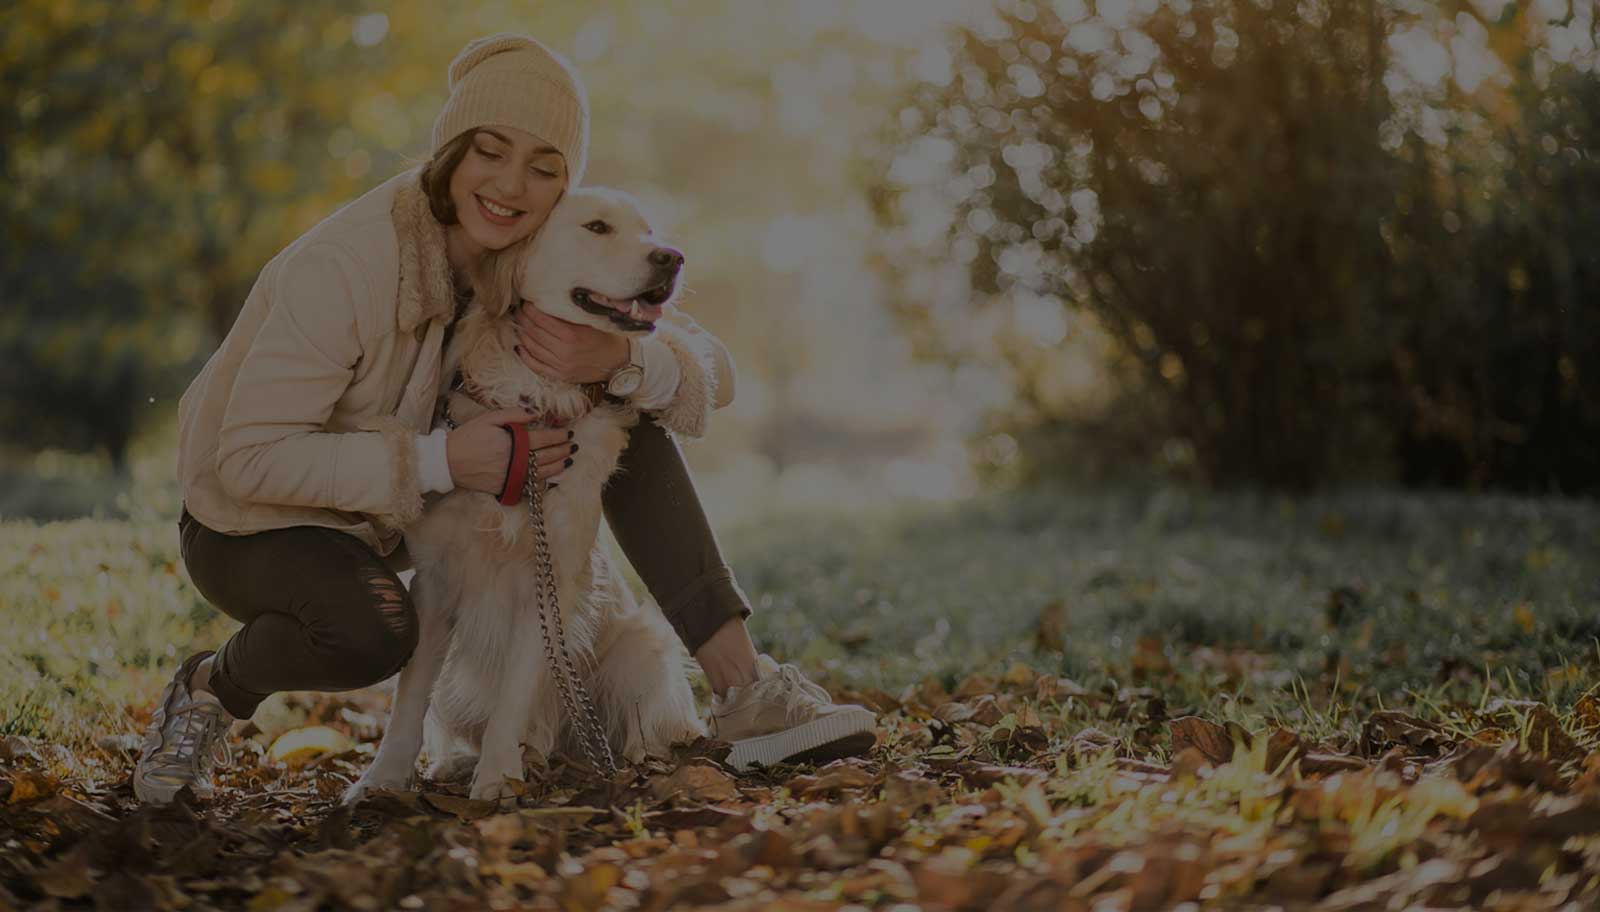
[346,188,705,803]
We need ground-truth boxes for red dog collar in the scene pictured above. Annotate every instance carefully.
[499,422,532,506]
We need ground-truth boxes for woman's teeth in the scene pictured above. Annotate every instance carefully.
[479,197,521,218]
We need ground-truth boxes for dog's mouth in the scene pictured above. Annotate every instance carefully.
[571,280,674,332]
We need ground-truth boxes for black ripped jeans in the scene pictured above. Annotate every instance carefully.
[182,417,751,720]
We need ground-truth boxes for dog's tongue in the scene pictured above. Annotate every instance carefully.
[588,291,664,325]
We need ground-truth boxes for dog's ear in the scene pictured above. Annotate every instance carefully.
[473,232,536,320]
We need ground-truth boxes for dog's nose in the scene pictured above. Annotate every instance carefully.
[648,247,685,271]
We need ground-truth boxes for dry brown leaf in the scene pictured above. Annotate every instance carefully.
[1361,710,1454,759]
[1170,747,1214,781]
[1169,716,1235,765]
[650,759,738,803]
[422,792,500,820]
[6,770,57,805]
[1298,752,1369,776]
[796,759,877,796]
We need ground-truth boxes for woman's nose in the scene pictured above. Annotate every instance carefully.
[494,167,527,200]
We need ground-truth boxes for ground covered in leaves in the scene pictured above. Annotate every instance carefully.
[4,489,1600,909]
[7,664,1600,910]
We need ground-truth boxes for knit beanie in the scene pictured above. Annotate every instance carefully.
[431,34,590,188]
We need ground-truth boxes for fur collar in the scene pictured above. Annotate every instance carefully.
[392,172,456,334]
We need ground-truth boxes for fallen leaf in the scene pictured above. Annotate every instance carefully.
[267,726,351,768]
[423,792,500,820]
[651,759,738,803]
[1169,717,1234,765]
[1361,711,1454,759]
[6,770,57,805]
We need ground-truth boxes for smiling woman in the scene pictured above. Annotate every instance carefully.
[426,127,567,262]
[130,31,876,805]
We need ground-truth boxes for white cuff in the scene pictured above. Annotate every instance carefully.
[413,429,455,494]
[627,335,683,410]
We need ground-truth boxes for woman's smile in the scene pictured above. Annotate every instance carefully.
[475,194,526,226]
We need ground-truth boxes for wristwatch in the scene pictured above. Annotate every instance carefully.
[604,337,645,398]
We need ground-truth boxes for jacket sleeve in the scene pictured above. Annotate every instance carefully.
[214,243,424,531]
[646,311,737,439]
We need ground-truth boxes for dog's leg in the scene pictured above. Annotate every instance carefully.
[343,571,451,805]
[469,617,553,803]
[592,562,707,764]
[422,709,478,782]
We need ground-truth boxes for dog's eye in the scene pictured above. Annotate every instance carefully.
[583,220,612,235]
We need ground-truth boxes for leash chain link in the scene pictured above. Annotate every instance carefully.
[525,445,618,776]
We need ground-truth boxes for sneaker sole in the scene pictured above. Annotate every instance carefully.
[725,708,877,771]
[133,774,212,805]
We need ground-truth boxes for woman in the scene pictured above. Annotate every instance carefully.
[133,33,875,804]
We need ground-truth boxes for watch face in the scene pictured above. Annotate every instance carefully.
[610,367,643,396]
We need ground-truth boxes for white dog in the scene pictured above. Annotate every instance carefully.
[345,188,706,804]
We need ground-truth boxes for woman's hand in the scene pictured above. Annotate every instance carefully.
[445,408,577,494]
[514,305,629,384]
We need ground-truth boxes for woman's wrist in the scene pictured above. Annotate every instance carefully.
[415,429,455,494]
[625,336,682,409]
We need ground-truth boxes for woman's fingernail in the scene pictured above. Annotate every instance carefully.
[563,457,573,468]
[570,443,580,454]
[567,430,574,440]
[548,483,558,490]
[513,345,521,354]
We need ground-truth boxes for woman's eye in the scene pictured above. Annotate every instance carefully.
[475,146,502,160]
[532,165,557,178]
[583,221,611,235]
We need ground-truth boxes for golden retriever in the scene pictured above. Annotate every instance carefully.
[345,187,705,803]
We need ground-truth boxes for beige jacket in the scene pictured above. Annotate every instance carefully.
[176,169,734,559]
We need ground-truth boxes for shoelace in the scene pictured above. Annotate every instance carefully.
[746,663,833,723]
[152,701,232,772]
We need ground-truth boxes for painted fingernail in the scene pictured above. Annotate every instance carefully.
[548,483,558,490]
[563,457,573,468]
[566,430,574,440]
[570,443,579,454]
[513,345,521,354]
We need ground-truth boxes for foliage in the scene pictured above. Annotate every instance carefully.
[871,0,1600,491]
[4,490,1600,906]
[1391,55,1600,490]
[1,0,391,466]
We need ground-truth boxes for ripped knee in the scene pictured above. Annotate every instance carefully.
[354,568,420,677]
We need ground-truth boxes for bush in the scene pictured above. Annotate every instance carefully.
[871,0,1599,492]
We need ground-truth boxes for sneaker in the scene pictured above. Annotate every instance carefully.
[132,651,233,804]
[711,654,877,771]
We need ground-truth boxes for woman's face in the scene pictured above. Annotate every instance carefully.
[447,126,567,256]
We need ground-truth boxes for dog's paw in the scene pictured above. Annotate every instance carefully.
[342,767,413,806]
[468,771,524,805]
[425,752,478,783]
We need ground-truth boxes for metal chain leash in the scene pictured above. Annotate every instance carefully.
[524,445,617,776]
[440,377,616,775]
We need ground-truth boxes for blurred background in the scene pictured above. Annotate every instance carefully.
[2,0,1596,527]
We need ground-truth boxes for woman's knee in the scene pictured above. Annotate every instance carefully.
[329,568,420,685]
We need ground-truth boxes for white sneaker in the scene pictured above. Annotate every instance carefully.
[132,651,233,804]
[711,654,877,771]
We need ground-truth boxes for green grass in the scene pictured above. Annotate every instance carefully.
[2,485,1597,753]
[729,486,1600,737]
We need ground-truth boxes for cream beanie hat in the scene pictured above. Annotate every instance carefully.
[431,34,590,187]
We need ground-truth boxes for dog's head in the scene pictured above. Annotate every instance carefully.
[515,187,685,336]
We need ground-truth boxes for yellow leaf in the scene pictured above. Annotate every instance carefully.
[267,725,350,768]
[1513,602,1536,634]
